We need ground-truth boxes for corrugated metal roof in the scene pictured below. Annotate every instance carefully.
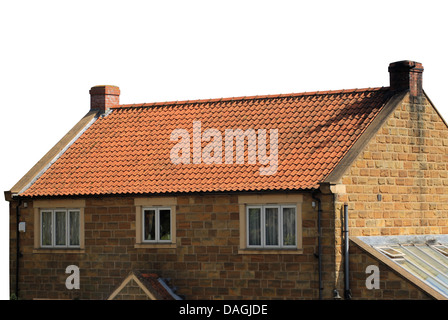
[375,244,448,298]
[359,235,448,299]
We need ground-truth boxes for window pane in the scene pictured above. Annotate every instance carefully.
[248,208,261,246]
[283,207,296,246]
[265,207,279,246]
[69,211,80,246]
[55,211,67,246]
[159,209,171,241]
[144,209,156,241]
[41,211,53,246]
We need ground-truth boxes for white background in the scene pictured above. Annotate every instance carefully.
[0,1,447,300]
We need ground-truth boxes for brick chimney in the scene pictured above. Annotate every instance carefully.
[388,60,424,99]
[90,85,120,112]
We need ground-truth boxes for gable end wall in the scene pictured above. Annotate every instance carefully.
[334,93,448,299]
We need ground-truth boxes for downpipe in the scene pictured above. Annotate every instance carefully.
[312,192,323,300]
[15,197,22,299]
[343,203,352,300]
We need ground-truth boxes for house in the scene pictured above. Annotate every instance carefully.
[5,60,448,300]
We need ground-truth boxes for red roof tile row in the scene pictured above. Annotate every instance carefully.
[21,87,392,197]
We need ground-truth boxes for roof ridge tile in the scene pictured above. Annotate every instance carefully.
[115,86,388,109]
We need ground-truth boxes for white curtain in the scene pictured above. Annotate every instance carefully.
[282,207,296,246]
[69,211,80,246]
[55,211,66,246]
[265,207,279,246]
[248,208,261,246]
[41,211,52,246]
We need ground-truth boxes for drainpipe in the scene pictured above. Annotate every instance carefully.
[343,203,351,300]
[312,192,323,300]
[15,197,22,299]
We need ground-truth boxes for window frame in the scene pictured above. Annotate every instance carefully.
[432,245,448,257]
[141,207,172,243]
[375,246,406,258]
[246,204,297,249]
[40,208,81,249]
[33,199,85,253]
[238,194,303,254]
[134,197,177,249]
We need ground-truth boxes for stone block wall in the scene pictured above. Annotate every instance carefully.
[337,96,448,237]
[10,193,326,300]
[348,243,432,299]
[334,95,448,298]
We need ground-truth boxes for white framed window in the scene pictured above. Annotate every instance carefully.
[142,207,172,243]
[246,205,297,249]
[134,198,177,249]
[40,209,80,248]
[375,246,405,258]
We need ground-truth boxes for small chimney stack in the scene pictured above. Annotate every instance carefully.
[90,85,120,112]
[388,60,424,99]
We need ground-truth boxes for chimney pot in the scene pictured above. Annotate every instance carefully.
[90,85,120,112]
[388,60,423,98]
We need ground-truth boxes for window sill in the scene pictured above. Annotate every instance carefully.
[238,248,303,255]
[134,243,177,249]
[33,248,85,254]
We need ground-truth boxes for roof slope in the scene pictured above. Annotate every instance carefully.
[20,87,393,197]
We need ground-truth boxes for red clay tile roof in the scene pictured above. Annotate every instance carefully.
[20,87,393,197]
